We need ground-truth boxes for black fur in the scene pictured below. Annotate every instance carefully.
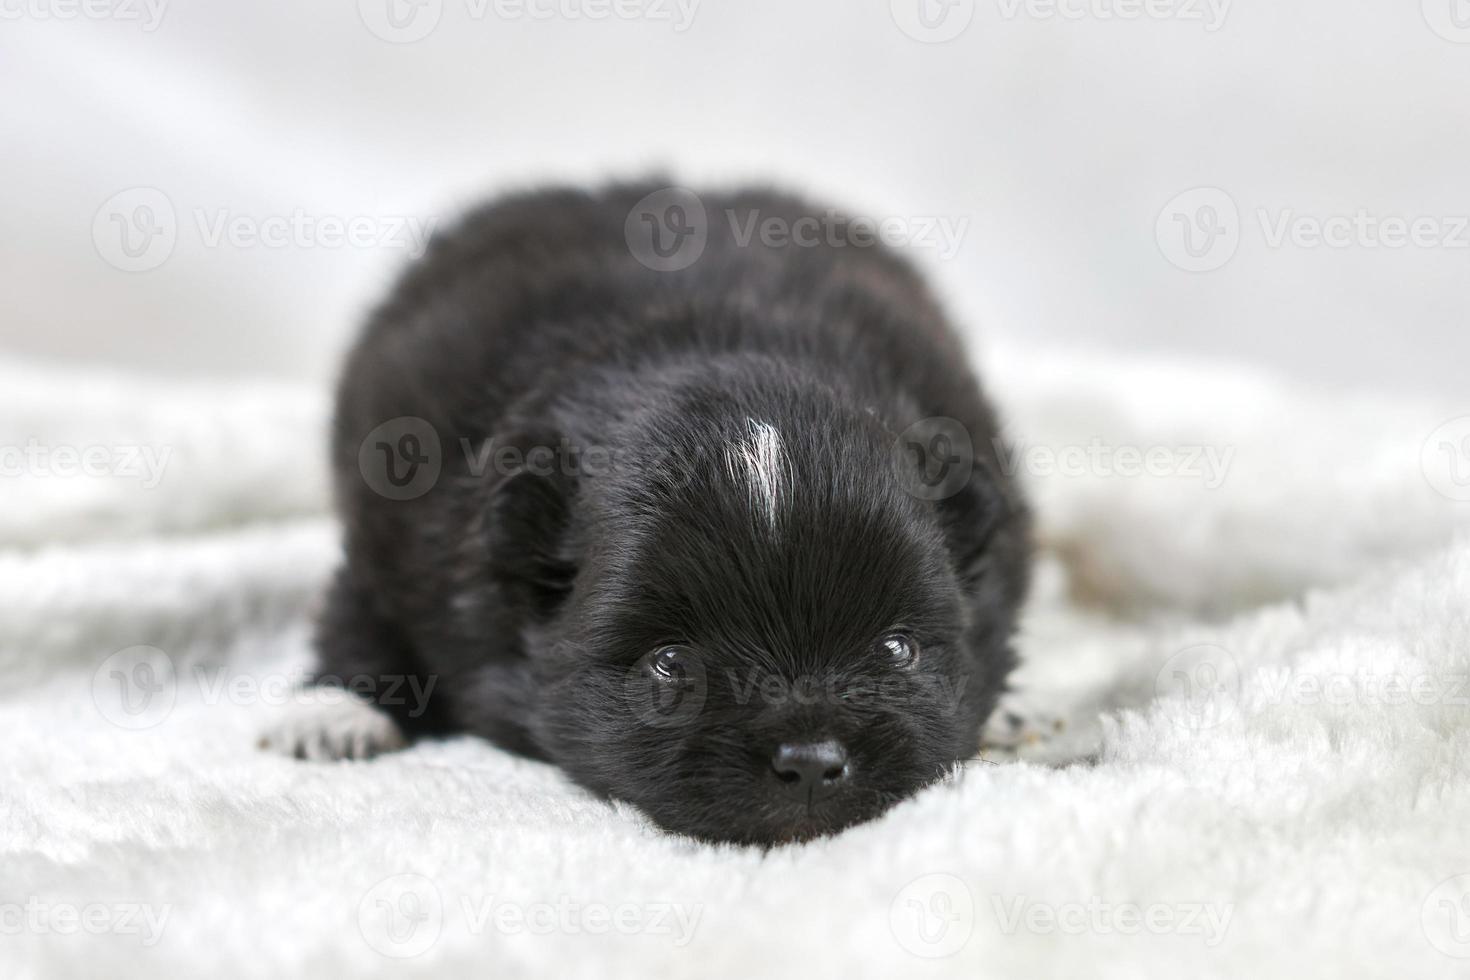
[315,182,1031,845]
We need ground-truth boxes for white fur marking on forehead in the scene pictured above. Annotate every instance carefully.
[726,418,787,530]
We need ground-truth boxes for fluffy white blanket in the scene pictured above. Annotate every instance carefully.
[4,347,1470,979]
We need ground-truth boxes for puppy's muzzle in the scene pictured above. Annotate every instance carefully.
[770,739,851,802]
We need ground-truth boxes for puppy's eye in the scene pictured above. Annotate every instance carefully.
[649,645,692,682]
[879,633,919,668]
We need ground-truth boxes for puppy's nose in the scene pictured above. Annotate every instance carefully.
[771,740,850,800]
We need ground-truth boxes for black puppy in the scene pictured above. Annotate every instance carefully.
[269,183,1031,845]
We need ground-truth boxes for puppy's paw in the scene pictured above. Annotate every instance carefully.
[981,694,1064,752]
[257,690,407,762]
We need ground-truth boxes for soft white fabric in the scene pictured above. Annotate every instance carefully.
[4,347,1470,979]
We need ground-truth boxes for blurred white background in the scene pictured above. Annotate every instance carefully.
[2,0,1467,396]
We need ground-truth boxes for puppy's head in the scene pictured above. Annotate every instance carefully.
[498,373,1028,845]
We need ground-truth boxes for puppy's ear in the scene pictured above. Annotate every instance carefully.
[891,416,1019,589]
[484,431,579,619]
[934,463,1012,588]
